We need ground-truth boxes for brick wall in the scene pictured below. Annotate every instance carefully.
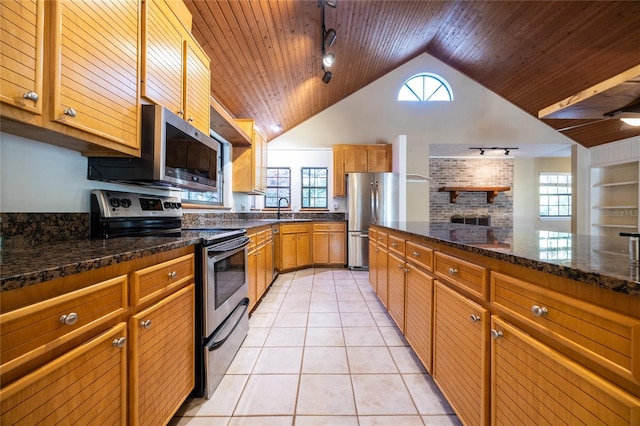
[429,158,513,227]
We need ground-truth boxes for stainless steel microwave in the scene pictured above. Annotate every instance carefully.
[88,104,220,192]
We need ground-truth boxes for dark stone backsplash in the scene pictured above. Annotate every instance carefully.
[1,213,90,247]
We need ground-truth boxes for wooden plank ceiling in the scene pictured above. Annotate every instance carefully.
[183,0,640,148]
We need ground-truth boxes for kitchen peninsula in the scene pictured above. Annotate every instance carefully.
[369,222,640,426]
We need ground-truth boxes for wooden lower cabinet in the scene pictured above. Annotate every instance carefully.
[491,317,640,425]
[405,263,434,374]
[368,237,378,292]
[433,281,489,426]
[375,245,389,308]
[0,322,127,425]
[280,224,310,271]
[312,222,346,265]
[129,284,195,426]
[387,251,407,332]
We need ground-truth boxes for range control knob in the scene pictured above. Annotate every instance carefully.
[109,198,120,208]
[120,198,132,208]
[164,201,171,209]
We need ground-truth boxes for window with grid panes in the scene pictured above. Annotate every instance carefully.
[265,167,291,208]
[301,167,328,209]
[539,173,572,217]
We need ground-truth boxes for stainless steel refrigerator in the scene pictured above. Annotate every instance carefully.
[347,172,399,269]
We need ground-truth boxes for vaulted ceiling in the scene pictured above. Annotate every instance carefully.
[183,0,640,148]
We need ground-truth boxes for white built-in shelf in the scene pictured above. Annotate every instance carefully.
[591,223,639,229]
[592,180,638,187]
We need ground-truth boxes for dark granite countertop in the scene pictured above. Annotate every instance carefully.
[376,222,640,297]
[0,218,340,292]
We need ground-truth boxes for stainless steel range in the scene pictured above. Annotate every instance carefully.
[90,189,250,399]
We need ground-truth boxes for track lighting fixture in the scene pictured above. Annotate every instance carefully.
[469,147,519,156]
[319,0,337,83]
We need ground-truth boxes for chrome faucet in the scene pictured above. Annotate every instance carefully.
[277,197,289,220]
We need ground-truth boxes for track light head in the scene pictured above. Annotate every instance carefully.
[504,149,510,155]
[322,70,333,84]
[325,0,337,7]
[324,28,337,47]
[322,52,335,67]
[480,149,485,155]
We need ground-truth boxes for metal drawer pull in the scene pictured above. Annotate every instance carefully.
[491,329,504,339]
[177,110,184,116]
[470,314,481,323]
[412,251,419,257]
[398,264,404,269]
[63,108,77,117]
[168,271,178,279]
[59,312,78,325]
[531,305,548,317]
[448,267,457,275]
[391,242,398,247]
[112,337,126,348]
[23,91,39,101]
[140,319,152,329]
[188,117,194,122]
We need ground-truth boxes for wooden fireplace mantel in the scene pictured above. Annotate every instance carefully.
[439,187,511,203]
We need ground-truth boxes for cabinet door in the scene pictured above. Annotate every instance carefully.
[0,323,127,425]
[387,251,406,332]
[367,145,391,172]
[184,34,211,134]
[130,284,195,426]
[256,245,267,300]
[344,146,368,173]
[247,248,257,310]
[491,317,640,426]
[433,281,489,426]
[0,0,44,115]
[376,246,389,308]
[313,231,330,264]
[51,0,139,150]
[405,264,434,373]
[141,0,183,115]
[333,145,345,197]
[329,230,346,264]
[368,240,378,292]
[281,233,298,271]
[297,233,310,267]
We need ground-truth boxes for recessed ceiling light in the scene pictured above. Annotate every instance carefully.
[271,124,282,132]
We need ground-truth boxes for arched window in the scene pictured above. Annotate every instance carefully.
[398,73,453,102]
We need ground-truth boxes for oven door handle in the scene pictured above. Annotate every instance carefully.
[205,297,249,351]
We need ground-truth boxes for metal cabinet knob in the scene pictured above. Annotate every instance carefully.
[531,305,548,317]
[397,264,404,269]
[112,337,126,348]
[168,271,177,279]
[59,312,78,325]
[448,267,457,275]
[470,314,481,323]
[177,110,184,116]
[412,251,419,258]
[391,242,398,247]
[404,268,410,273]
[63,108,77,117]
[140,319,152,329]
[491,329,504,339]
[23,91,39,101]
[187,117,194,122]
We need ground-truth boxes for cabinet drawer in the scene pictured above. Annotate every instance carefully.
[0,322,127,425]
[257,230,266,245]
[1,275,127,378]
[369,228,378,242]
[406,241,433,272]
[313,222,345,232]
[131,254,194,306]
[375,231,387,246]
[387,234,405,256]
[434,252,488,300]
[281,223,310,234]
[491,272,640,386]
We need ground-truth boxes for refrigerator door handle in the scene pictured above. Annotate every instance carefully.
[370,182,376,223]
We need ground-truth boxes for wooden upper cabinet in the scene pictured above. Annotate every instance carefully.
[141,0,183,115]
[0,0,44,115]
[183,35,211,134]
[51,0,140,150]
[233,119,268,194]
[142,0,211,135]
[333,144,392,196]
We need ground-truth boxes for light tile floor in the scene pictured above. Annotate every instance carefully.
[170,268,461,426]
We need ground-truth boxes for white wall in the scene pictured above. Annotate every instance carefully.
[513,157,572,233]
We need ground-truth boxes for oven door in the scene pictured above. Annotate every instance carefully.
[204,236,249,335]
